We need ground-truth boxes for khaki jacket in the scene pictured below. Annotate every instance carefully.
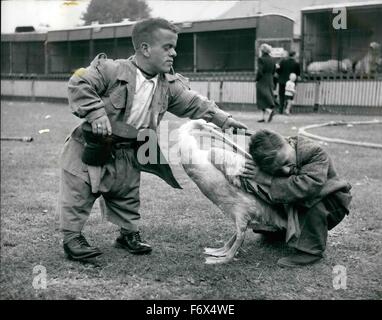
[68,53,230,136]
[62,54,231,189]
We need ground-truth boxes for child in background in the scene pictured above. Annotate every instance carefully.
[284,73,297,115]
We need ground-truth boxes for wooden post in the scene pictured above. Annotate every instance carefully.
[68,41,72,73]
[31,76,35,102]
[25,42,29,74]
[193,33,197,73]
[300,12,305,76]
[113,26,117,58]
[89,28,94,63]
[9,41,13,74]
[44,40,48,75]
[254,30,257,73]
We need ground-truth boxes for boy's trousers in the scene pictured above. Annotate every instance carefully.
[288,190,351,256]
[59,146,141,233]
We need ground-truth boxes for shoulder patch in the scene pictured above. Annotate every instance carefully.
[73,67,87,77]
[176,73,190,89]
[90,52,108,67]
[166,72,190,89]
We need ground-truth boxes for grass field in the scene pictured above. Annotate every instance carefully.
[1,100,381,300]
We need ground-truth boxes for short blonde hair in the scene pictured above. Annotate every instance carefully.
[260,43,272,54]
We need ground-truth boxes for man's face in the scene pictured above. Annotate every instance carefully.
[272,143,297,176]
[147,28,177,73]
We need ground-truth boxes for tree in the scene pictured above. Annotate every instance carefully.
[82,0,151,25]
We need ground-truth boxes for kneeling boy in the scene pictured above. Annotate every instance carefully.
[243,129,352,267]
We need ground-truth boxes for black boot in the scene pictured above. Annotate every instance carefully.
[63,234,103,260]
[252,223,286,242]
[277,250,322,268]
[115,230,152,255]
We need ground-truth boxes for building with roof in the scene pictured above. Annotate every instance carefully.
[300,1,382,75]
[1,14,294,75]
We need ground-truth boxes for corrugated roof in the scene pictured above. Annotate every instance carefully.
[217,0,299,34]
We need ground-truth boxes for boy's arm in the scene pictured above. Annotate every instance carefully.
[167,75,246,129]
[256,58,264,81]
[269,145,330,204]
[68,54,116,123]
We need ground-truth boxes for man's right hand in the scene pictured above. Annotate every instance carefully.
[91,115,112,136]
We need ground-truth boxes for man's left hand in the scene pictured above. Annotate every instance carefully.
[222,117,248,131]
[240,159,258,179]
[240,159,272,187]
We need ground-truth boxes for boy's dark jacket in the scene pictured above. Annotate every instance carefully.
[244,135,352,212]
[268,135,352,211]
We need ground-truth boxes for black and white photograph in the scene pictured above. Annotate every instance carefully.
[1,0,381,306]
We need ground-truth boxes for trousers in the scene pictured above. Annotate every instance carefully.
[278,83,286,113]
[287,191,350,256]
[59,145,141,233]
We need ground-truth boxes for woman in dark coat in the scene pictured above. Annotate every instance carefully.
[256,44,276,122]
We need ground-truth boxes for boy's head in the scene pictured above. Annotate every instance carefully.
[132,18,179,74]
[132,18,178,50]
[249,129,297,176]
[289,72,297,82]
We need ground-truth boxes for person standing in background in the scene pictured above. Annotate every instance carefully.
[256,43,276,123]
[277,51,300,114]
[284,73,297,115]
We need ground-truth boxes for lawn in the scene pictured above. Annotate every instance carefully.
[1,100,381,300]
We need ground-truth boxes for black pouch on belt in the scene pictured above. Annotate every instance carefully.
[81,122,114,166]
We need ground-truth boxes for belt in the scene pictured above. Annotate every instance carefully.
[113,140,137,149]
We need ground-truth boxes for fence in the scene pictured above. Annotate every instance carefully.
[294,80,382,114]
[1,76,381,114]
